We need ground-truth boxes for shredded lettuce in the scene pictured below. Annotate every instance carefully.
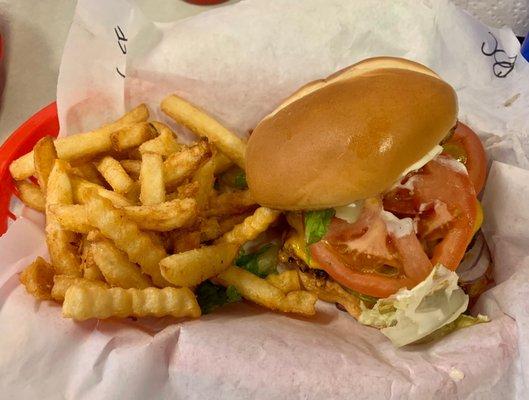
[358,264,469,347]
[236,244,279,278]
[196,281,241,314]
[304,209,335,245]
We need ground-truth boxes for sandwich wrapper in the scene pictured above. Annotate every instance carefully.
[2,0,529,398]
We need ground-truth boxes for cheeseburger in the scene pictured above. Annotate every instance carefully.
[246,57,488,345]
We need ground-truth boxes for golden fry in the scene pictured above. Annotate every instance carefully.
[124,198,197,231]
[160,242,239,287]
[9,152,34,180]
[193,158,215,210]
[217,266,317,316]
[51,275,108,302]
[212,152,233,175]
[84,190,170,287]
[20,257,55,300]
[46,160,81,277]
[298,271,361,318]
[140,152,165,205]
[70,162,105,186]
[171,230,201,253]
[62,286,201,320]
[79,238,104,281]
[217,207,281,245]
[96,156,135,194]
[266,270,301,293]
[199,217,221,242]
[110,122,157,152]
[33,136,58,191]
[91,236,151,289]
[206,190,256,217]
[166,181,199,201]
[49,204,91,233]
[139,123,181,156]
[15,181,45,212]
[71,175,132,207]
[161,94,246,168]
[218,213,251,234]
[120,159,141,179]
[164,140,211,187]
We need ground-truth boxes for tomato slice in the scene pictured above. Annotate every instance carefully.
[444,123,487,193]
[412,157,477,270]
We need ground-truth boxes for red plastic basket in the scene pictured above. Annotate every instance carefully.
[0,102,59,235]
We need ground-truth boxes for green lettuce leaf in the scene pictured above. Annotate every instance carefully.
[304,209,335,245]
[236,243,279,278]
[196,281,241,314]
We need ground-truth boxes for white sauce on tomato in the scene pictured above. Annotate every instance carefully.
[435,155,468,175]
[380,210,414,238]
[334,200,364,224]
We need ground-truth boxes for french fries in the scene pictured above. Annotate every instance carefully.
[51,198,198,233]
[11,100,319,323]
[15,181,45,212]
[218,207,281,245]
[110,122,157,152]
[96,156,135,194]
[217,266,317,316]
[266,270,301,293]
[51,275,108,302]
[84,190,170,287]
[140,152,165,205]
[62,286,201,320]
[139,122,181,156]
[160,242,239,287]
[20,257,55,300]
[206,190,256,217]
[9,105,149,180]
[33,136,58,191]
[164,140,211,187]
[91,236,151,289]
[45,160,81,277]
[162,94,246,168]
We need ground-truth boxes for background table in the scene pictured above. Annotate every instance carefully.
[0,0,526,143]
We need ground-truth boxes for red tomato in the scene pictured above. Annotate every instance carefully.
[446,123,487,193]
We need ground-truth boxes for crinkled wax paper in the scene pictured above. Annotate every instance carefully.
[2,0,529,398]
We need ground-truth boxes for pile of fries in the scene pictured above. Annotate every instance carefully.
[10,95,317,321]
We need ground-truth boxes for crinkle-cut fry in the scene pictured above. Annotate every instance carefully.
[79,238,104,281]
[217,266,317,316]
[70,162,105,186]
[51,275,109,302]
[140,152,165,205]
[51,198,197,233]
[91,236,151,289]
[15,181,45,212]
[124,198,198,231]
[212,152,233,175]
[218,213,252,234]
[62,286,201,320]
[20,257,55,300]
[139,123,182,156]
[160,242,239,287]
[33,136,58,191]
[96,156,135,194]
[46,160,81,277]
[110,122,157,152]
[161,95,246,168]
[9,105,149,180]
[298,270,361,318]
[192,158,215,210]
[217,207,281,245]
[71,175,132,207]
[164,140,211,188]
[206,190,256,217]
[120,159,141,179]
[266,270,301,294]
[84,189,170,287]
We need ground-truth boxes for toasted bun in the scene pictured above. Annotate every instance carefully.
[246,57,457,210]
